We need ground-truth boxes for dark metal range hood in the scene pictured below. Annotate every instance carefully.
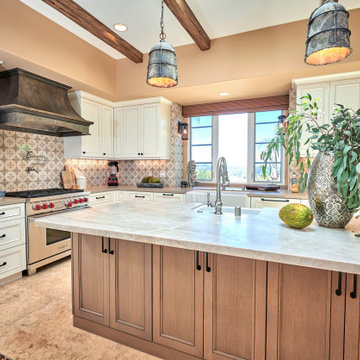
[0,68,93,136]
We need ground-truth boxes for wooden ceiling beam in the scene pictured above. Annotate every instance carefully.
[42,0,143,63]
[163,0,211,51]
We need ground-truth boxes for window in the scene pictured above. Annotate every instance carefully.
[190,111,284,184]
[254,111,283,182]
[190,116,213,180]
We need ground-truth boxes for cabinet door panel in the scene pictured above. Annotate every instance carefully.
[73,234,109,326]
[204,255,266,360]
[267,263,345,360]
[297,84,329,156]
[142,104,159,158]
[101,105,114,157]
[109,239,152,340]
[330,79,360,111]
[153,245,204,357]
[123,106,141,158]
[82,99,102,156]
[344,274,360,360]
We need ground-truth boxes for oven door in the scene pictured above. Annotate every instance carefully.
[27,213,71,265]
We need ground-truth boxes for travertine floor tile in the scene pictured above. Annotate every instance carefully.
[0,258,160,360]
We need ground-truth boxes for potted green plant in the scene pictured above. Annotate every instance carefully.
[261,94,360,228]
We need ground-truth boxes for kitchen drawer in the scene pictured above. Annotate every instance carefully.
[127,192,154,201]
[89,192,116,207]
[250,197,299,209]
[0,244,26,280]
[0,203,25,222]
[116,191,127,201]
[0,219,26,252]
[153,193,185,202]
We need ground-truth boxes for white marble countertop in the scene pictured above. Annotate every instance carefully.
[34,201,360,274]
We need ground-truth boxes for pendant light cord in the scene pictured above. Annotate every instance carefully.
[159,0,166,41]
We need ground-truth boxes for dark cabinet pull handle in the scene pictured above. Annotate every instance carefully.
[138,153,140,156]
[350,275,357,299]
[135,195,145,199]
[335,272,342,296]
[196,251,201,271]
[101,237,107,254]
[0,212,5,216]
[141,153,144,155]
[261,198,290,203]
[0,261,7,267]
[206,252,211,272]
[96,196,105,200]
[82,151,86,154]
[163,193,174,197]
[108,238,114,255]
[0,234,6,238]
[103,153,106,156]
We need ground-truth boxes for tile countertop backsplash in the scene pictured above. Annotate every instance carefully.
[0,103,184,192]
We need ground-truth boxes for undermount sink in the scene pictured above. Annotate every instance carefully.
[194,205,261,216]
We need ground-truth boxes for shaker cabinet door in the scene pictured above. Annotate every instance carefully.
[153,245,204,358]
[267,263,345,360]
[204,254,267,360]
[141,104,159,158]
[109,239,152,340]
[73,234,110,326]
[344,274,360,360]
[101,104,114,157]
[81,99,102,157]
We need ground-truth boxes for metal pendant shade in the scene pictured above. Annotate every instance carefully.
[305,0,352,66]
[147,0,178,88]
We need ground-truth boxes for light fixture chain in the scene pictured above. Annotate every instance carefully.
[159,0,166,41]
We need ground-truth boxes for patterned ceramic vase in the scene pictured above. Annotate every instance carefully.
[308,152,353,228]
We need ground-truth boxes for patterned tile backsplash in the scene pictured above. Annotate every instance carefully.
[0,103,184,192]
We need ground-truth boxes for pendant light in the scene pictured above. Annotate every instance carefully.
[305,0,352,66]
[147,0,178,87]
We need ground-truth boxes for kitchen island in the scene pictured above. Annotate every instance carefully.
[35,201,360,360]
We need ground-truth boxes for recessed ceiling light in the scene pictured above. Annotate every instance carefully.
[113,23,128,32]
[219,92,230,96]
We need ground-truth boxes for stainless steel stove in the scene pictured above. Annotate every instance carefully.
[6,188,90,275]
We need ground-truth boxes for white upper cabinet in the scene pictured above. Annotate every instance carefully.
[64,91,114,159]
[114,97,171,160]
[293,71,360,156]
[329,78,360,111]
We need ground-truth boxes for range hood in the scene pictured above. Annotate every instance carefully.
[0,68,93,136]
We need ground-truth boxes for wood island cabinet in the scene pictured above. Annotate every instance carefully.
[73,234,110,326]
[72,234,152,340]
[109,239,152,340]
[153,246,204,358]
[73,234,360,360]
[267,263,346,360]
[204,254,267,360]
[344,274,360,360]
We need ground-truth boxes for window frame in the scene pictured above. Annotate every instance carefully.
[189,112,285,185]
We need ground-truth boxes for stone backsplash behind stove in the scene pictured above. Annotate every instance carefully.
[0,103,184,192]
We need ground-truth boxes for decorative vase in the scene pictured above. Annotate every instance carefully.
[308,151,353,228]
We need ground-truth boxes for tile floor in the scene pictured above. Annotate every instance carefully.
[0,258,160,360]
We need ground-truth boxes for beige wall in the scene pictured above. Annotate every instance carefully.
[0,0,359,106]
[0,0,117,100]
[116,8,360,105]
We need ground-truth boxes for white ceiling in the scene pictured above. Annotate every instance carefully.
[20,0,360,60]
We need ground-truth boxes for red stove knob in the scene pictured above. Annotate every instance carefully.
[49,203,55,208]
[74,199,79,204]
[67,202,73,208]
[83,197,88,203]
[79,198,83,203]
[34,204,41,211]
[42,203,48,209]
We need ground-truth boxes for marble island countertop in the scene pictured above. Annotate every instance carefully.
[34,201,360,274]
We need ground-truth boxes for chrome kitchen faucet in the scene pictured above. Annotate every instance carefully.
[207,157,230,215]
